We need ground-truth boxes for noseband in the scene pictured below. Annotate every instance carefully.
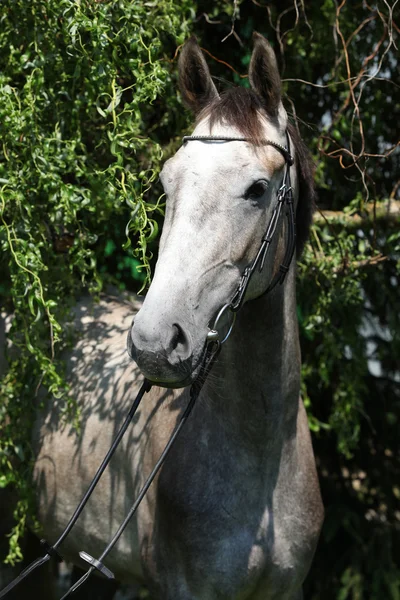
[0,131,296,600]
[182,132,296,340]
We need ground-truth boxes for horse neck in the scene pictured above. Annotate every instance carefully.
[202,266,300,451]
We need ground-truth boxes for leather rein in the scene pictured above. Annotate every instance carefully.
[0,132,295,599]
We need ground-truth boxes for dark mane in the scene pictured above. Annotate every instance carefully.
[287,121,316,256]
[199,87,316,256]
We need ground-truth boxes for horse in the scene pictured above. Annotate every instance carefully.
[27,33,323,599]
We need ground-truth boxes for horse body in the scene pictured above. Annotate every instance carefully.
[142,292,322,600]
[33,291,320,600]
[31,34,323,599]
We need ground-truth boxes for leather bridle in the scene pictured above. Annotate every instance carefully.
[0,132,295,599]
[184,132,296,340]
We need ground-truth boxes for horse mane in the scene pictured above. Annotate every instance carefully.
[198,87,316,256]
[287,121,316,256]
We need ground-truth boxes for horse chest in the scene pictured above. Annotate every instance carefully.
[140,433,300,599]
[143,495,300,599]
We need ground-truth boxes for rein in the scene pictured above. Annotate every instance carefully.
[0,132,295,599]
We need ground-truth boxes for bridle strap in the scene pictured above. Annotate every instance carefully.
[184,131,296,312]
[263,132,296,295]
[182,135,294,166]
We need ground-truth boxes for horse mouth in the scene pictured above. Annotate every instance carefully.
[144,373,195,389]
[127,330,206,389]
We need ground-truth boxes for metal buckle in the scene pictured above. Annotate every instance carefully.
[207,304,236,344]
[40,539,63,563]
[277,183,287,201]
[79,551,115,580]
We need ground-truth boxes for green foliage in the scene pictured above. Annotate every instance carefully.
[298,223,369,458]
[0,0,193,564]
[1,0,399,597]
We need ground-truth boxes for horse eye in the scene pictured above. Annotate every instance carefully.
[245,180,268,200]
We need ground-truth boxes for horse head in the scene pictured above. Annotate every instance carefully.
[128,34,312,387]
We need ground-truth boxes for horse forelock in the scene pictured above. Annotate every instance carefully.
[197,87,316,256]
[198,87,266,145]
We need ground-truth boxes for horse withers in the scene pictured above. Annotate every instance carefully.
[32,34,323,599]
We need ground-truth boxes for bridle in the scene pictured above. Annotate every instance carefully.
[0,132,295,599]
[183,132,296,341]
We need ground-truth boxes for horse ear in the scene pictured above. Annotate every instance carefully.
[249,32,281,116]
[178,36,219,114]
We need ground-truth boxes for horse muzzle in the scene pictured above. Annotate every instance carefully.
[127,318,203,388]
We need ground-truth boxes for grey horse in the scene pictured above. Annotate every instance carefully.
[31,34,323,599]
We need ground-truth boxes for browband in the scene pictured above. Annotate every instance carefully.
[182,135,294,166]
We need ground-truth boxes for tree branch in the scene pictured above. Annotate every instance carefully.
[314,200,400,226]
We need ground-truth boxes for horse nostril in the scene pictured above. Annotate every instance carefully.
[169,323,189,354]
